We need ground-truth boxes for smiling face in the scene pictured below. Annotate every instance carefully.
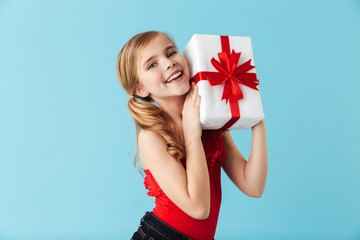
[135,33,190,102]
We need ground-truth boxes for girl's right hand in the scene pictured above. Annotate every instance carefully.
[182,82,202,145]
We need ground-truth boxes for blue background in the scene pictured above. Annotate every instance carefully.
[1,0,359,239]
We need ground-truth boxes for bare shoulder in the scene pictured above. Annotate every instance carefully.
[138,129,165,146]
[138,129,172,170]
[138,130,168,153]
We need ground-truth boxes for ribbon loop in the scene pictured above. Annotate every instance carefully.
[209,43,259,104]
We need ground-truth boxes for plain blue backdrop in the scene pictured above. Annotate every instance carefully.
[1,0,359,239]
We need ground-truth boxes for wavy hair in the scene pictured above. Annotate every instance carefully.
[116,31,184,171]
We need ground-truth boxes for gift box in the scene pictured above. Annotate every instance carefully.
[183,34,264,130]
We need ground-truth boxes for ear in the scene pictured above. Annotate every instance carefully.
[134,85,150,98]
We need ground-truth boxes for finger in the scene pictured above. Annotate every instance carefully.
[186,85,194,104]
[192,83,198,101]
[185,83,194,102]
[188,83,193,94]
[195,95,201,111]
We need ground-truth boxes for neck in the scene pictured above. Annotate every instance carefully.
[154,95,185,127]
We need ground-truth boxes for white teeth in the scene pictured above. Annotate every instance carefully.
[166,72,182,83]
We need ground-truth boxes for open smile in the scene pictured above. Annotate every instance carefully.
[166,70,183,83]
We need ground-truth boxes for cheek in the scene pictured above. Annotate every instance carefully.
[145,71,163,86]
[183,60,190,78]
[137,69,146,85]
[180,55,188,65]
[137,71,151,89]
[179,57,189,73]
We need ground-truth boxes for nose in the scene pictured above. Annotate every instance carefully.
[166,58,176,70]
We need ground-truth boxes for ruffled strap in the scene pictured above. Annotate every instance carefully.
[180,130,227,174]
[204,130,227,174]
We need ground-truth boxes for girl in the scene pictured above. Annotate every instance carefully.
[116,31,268,240]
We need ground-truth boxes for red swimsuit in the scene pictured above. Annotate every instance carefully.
[143,130,227,240]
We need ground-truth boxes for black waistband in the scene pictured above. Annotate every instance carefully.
[140,212,192,240]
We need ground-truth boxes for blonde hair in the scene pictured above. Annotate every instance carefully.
[116,31,184,170]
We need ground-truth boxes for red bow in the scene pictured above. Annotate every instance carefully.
[210,50,259,103]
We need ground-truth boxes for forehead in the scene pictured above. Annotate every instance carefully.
[139,34,175,63]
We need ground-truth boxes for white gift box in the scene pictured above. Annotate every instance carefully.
[183,34,264,129]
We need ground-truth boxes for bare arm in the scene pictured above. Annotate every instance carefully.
[182,82,210,218]
[222,120,268,197]
[139,83,210,219]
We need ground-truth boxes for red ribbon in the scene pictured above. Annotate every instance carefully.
[191,36,259,129]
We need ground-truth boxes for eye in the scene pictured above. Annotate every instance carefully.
[148,63,156,70]
[168,51,177,57]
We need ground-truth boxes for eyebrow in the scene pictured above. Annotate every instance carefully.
[142,45,177,69]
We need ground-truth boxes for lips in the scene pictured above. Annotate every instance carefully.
[166,70,183,83]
